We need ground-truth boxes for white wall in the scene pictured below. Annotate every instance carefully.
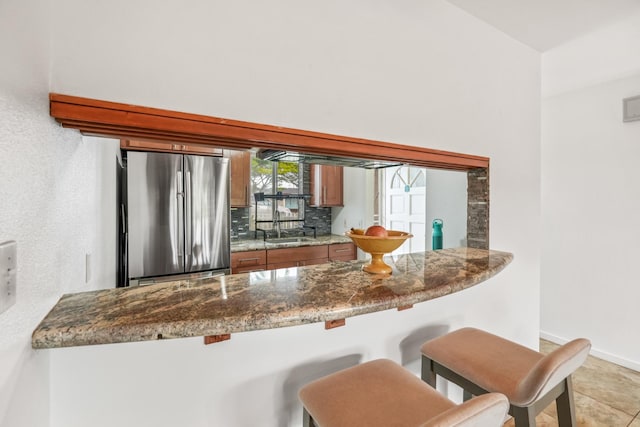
[425,169,468,249]
[0,1,120,425]
[0,0,540,426]
[331,167,369,235]
[541,11,640,370]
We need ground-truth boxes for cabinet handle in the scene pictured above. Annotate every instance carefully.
[323,187,327,204]
[334,248,351,253]
[239,257,260,263]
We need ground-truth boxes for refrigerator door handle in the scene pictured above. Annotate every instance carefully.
[177,171,184,258]
[185,171,192,256]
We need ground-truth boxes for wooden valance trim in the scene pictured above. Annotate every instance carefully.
[49,93,489,170]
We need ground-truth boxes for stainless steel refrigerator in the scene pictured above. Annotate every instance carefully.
[123,151,230,285]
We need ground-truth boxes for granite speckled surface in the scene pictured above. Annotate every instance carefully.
[32,247,512,349]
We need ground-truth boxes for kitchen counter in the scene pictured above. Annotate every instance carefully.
[231,234,352,252]
[32,247,513,349]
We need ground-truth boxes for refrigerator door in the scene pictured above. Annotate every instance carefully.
[184,155,230,273]
[127,151,184,279]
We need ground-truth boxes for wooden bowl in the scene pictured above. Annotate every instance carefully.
[345,230,413,274]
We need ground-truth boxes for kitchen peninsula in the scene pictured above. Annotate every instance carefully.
[32,247,512,349]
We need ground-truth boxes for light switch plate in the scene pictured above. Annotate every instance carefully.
[0,241,17,314]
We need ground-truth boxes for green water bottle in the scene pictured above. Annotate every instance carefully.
[432,219,443,250]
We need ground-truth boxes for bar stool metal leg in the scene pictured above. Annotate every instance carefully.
[556,377,577,427]
[302,407,315,427]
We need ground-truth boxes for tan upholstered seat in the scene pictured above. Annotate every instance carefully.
[298,358,509,427]
[421,328,591,427]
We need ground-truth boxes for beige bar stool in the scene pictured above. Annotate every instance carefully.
[299,358,509,427]
[420,328,591,427]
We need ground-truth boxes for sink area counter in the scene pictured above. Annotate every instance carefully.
[32,247,513,349]
[231,234,352,252]
[231,234,351,252]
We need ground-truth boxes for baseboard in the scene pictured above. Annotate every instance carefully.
[540,331,640,372]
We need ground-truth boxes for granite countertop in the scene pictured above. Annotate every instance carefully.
[231,234,352,252]
[32,247,513,349]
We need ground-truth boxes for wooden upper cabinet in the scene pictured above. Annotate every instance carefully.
[225,150,252,208]
[120,139,223,156]
[309,164,343,207]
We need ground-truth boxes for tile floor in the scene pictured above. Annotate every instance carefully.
[503,339,640,427]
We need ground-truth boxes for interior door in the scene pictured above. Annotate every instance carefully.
[383,166,427,254]
[184,155,230,272]
[127,151,184,279]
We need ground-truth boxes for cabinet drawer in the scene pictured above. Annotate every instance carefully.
[267,245,328,265]
[231,250,267,272]
[328,243,356,260]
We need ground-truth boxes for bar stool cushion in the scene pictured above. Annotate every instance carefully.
[420,393,510,427]
[420,327,591,406]
[299,358,508,427]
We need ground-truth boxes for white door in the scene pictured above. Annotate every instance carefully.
[382,166,427,254]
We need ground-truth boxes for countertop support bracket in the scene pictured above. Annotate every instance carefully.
[204,334,231,345]
[325,319,346,329]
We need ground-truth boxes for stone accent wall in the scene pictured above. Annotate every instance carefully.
[467,167,489,249]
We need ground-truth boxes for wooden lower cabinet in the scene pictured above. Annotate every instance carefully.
[231,250,266,274]
[232,243,356,274]
[267,245,329,270]
[328,243,356,261]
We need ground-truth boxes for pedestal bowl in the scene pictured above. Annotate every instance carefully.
[345,230,413,274]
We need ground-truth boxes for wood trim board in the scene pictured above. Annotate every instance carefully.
[49,93,489,171]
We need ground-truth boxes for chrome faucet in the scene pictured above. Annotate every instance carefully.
[273,209,281,238]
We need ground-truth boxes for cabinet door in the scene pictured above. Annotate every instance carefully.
[231,250,266,274]
[225,150,251,207]
[328,243,356,261]
[310,165,343,207]
[266,245,328,265]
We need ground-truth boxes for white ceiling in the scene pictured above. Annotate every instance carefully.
[446,0,640,51]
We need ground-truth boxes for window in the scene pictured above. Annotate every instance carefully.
[250,156,304,231]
